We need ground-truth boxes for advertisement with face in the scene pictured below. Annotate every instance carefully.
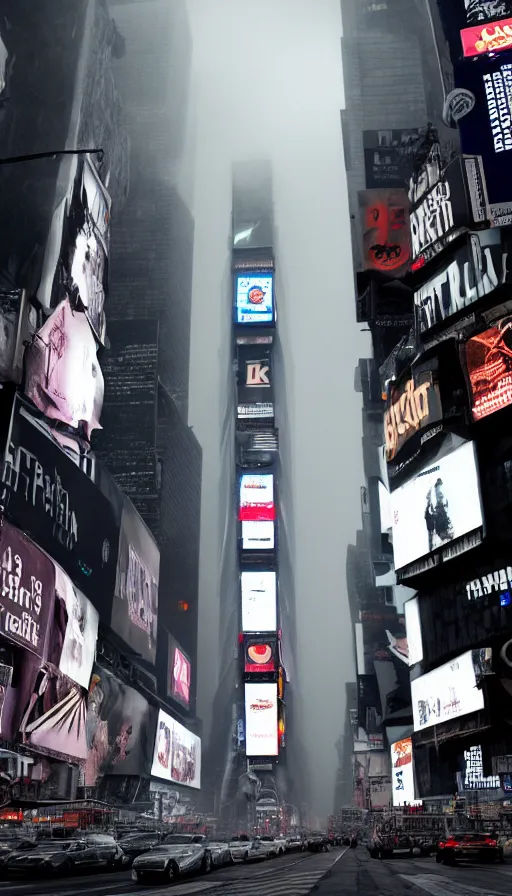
[24,298,104,443]
[235,274,274,325]
[239,474,275,522]
[411,650,485,732]
[241,521,275,551]
[168,634,191,709]
[385,369,442,462]
[54,565,98,689]
[244,636,277,674]
[244,682,278,757]
[1,395,120,615]
[391,441,483,571]
[151,709,201,789]
[241,571,277,632]
[0,518,55,660]
[85,665,156,786]
[465,316,512,419]
[358,189,410,277]
[455,54,512,225]
[237,343,273,419]
[391,738,420,806]
[112,498,159,664]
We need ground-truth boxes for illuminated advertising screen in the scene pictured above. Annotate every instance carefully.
[239,474,275,522]
[411,650,485,732]
[385,370,442,462]
[460,744,500,790]
[465,317,512,420]
[235,273,274,325]
[404,597,423,666]
[455,55,512,225]
[168,634,191,709]
[237,343,273,419]
[391,738,420,807]
[85,664,156,785]
[241,571,277,632]
[461,17,512,56]
[112,497,159,664]
[244,682,278,757]
[358,189,410,277]
[19,665,89,762]
[241,521,275,551]
[54,565,99,690]
[391,441,483,572]
[244,636,277,673]
[151,709,201,789]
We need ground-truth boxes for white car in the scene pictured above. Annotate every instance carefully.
[259,836,280,857]
[229,837,252,862]
[274,836,288,855]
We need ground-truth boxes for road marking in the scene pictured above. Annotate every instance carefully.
[400,873,510,896]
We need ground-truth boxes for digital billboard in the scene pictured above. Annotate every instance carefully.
[391,441,483,572]
[54,565,98,689]
[151,709,201,789]
[404,597,423,666]
[168,633,191,709]
[461,17,512,56]
[455,55,512,225]
[235,273,274,325]
[244,682,278,757]
[385,370,442,462]
[241,521,275,551]
[465,317,512,420]
[237,342,273,419]
[85,664,156,786]
[391,738,420,807]
[244,636,277,673]
[239,474,275,522]
[241,571,277,632]
[460,744,500,790]
[411,650,485,732]
[358,189,410,277]
[112,497,159,664]
[414,230,512,335]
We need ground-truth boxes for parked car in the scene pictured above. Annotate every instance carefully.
[259,836,280,857]
[229,835,252,862]
[274,835,288,855]
[286,836,306,851]
[0,837,37,877]
[118,832,163,864]
[1,837,126,877]
[131,833,227,883]
[436,832,504,865]
[308,832,330,853]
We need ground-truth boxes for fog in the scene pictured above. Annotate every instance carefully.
[186,0,370,819]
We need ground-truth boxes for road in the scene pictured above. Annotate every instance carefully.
[1,847,512,896]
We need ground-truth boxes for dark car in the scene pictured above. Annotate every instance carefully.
[132,833,230,883]
[436,832,504,865]
[0,836,36,876]
[118,832,162,864]
[2,835,126,877]
[308,832,330,853]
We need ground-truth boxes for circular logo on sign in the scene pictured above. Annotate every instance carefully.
[443,88,476,128]
[102,539,110,564]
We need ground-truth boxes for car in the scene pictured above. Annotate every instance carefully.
[308,832,330,853]
[131,833,225,883]
[259,836,280,857]
[0,837,37,876]
[118,831,163,864]
[274,835,288,855]
[436,831,504,865]
[229,835,252,862]
[1,837,125,877]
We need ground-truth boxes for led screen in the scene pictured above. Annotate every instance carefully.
[391,441,483,571]
[391,738,420,807]
[404,597,423,666]
[461,18,512,57]
[235,274,274,325]
[241,571,277,632]
[411,650,485,732]
[461,744,500,790]
[151,709,201,789]
[358,189,410,277]
[168,633,191,709]
[244,682,278,757]
[54,565,98,689]
[244,636,277,673]
[241,521,275,551]
[465,318,512,420]
[239,474,275,522]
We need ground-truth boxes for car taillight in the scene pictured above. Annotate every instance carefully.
[488,840,497,848]
[444,840,457,848]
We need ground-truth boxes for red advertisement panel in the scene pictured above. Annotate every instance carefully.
[461,19,512,57]
[358,189,410,277]
[465,317,512,420]
[244,639,277,674]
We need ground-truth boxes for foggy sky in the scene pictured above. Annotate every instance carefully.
[186,0,370,819]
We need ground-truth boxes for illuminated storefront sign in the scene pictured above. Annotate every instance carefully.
[385,372,442,461]
[235,273,274,325]
[461,17,512,56]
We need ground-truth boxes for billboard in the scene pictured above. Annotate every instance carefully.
[385,369,442,461]
[168,633,191,710]
[244,682,278,757]
[19,664,89,763]
[0,288,35,384]
[54,565,98,689]
[411,650,485,732]
[235,273,274,325]
[358,189,410,277]
[362,129,420,190]
[408,148,488,267]
[24,299,104,443]
[414,230,512,335]
[0,518,55,660]
[465,316,512,420]
[460,744,500,790]
[85,665,156,786]
[241,571,277,632]
[151,709,201,789]
[244,636,277,673]
[461,17,512,57]
[237,343,273,419]
[455,55,512,225]
[391,441,483,572]
[112,497,159,664]
[404,597,423,666]
[1,395,119,614]
[239,474,275,522]
[241,521,275,551]
[391,738,419,807]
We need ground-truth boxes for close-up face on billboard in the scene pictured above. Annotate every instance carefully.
[151,709,201,789]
